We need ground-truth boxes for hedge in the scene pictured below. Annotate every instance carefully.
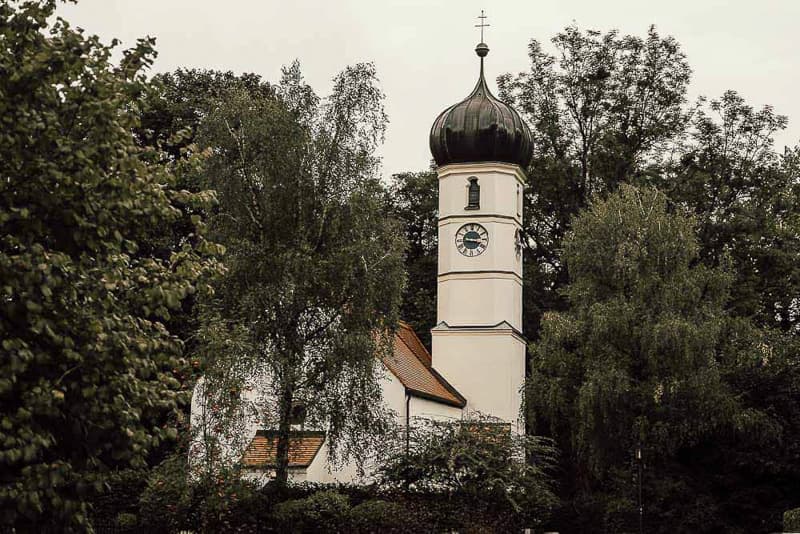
[785,507,800,532]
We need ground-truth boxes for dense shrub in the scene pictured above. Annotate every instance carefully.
[186,473,264,533]
[115,513,138,529]
[88,468,148,527]
[137,455,269,533]
[137,455,194,532]
[272,490,352,533]
[89,465,549,533]
[377,414,558,530]
[349,499,412,533]
[786,508,800,532]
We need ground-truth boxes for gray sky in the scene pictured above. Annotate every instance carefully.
[58,0,800,179]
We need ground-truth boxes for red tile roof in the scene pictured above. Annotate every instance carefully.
[381,322,466,408]
[241,430,325,469]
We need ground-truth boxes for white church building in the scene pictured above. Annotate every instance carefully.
[190,36,533,483]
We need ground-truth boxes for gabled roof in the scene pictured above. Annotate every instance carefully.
[381,322,466,408]
[241,430,325,469]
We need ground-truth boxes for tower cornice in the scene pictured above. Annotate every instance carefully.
[431,320,527,344]
[437,162,527,185]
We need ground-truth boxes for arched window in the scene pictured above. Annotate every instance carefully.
[466,177,480,210]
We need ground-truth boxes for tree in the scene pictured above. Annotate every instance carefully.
[498,25,692,337]
[195,62,405,485]
[136,70,284,468]
[136,69,277,163]
[661,91,800,332]
[528,185,794,532]
[378,413,558,531]
[387,170,438,349]
[0,1,222,529]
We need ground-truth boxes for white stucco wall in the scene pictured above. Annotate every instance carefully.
[438,217,522,274]
[432,322,526,431]
[437,273,523,330]
[243,467,308,485]
[409,396,463,421]
[189,376,265,478]
[305,438,360,484]
[437,162,526,220]
[436,163,525,331]
[432,161,527,432]
[379,364,409,423]
[306,366,410,484]
[189,334,470,485]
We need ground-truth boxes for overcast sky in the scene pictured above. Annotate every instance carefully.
[58,0,800,180]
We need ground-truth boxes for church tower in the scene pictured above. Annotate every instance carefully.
[428,29,532,430]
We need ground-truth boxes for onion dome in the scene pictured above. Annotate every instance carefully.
[430,42,532,168]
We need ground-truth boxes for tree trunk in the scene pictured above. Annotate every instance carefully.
[274,378,294,488]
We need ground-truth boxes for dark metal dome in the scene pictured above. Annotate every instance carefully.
[430,43,532,168]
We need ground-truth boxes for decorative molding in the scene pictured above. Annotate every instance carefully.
[431,320,527,343]
[438,270,522,282]
[437,162,528,185]
[438,213,521,225]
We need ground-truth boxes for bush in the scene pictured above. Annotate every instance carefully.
[88,468,148,529]
[115,513,138,529]
[785,508,800,532]
[188,471,263,533]
[138,455,193,531]
[349,499,410,533]
[377,413,558,529]
[137,455,267,532]
[272,490,351,533]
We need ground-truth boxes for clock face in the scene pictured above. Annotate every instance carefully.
[455,223,489,257]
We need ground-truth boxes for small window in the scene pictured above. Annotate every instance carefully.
[517,184,522,217]
[466,177,480,210]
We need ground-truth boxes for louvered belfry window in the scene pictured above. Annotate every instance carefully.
[466,177,480,210]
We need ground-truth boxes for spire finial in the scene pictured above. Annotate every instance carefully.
[475,10,490,43]
[474,10,490,59]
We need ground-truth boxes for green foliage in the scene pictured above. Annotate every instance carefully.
[529,185,797,532]
[785,507,800,531]
[532,184,727,462]
[498,25,692,336]
[272,490,351,533]
[88,468,147,528]
[192,61,406,484]
[662,90,800,332]
[137,455,193,531]
[91,468,547,533]
[188,471,264,533]
[388,170,438,349]
[115,512,138,529]
[0,1,222,530]
[138,454,266,533]
[378,413,558,529]
[137,69,276,162]
[348,499,410,533]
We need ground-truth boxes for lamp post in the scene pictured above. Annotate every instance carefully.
[636,444,643,534]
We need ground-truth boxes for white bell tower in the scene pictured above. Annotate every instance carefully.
[428,30,531,431]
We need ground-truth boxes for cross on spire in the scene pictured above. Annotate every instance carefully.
[475,10,490,42]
